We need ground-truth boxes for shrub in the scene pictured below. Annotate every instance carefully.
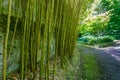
[98,36,115,43]
[78,36,115,45]
[110,35,120,40]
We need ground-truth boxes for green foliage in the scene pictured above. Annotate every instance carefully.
[1,0,94,79]
[80,0,120,37]
[83,54,100,80]
[80,10,110,36]
[64,44,100,80]
[111,35,120,40]
[89,36,115,44]
[78,36,115,45]
[101,0,120,35]
[64,50,81,80]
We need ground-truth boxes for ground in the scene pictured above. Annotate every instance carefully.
[95,41,120,80]
[0,37,120,80]
[77,40,120,80]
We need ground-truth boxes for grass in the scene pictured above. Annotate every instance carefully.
[83,54,100,80]
[62,44,101,80]
[63,48,81,80]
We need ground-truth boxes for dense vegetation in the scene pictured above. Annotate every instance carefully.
[0,0,119,80]
[101,0,120,35]
[0,0,93,80]
[79,0,120,45]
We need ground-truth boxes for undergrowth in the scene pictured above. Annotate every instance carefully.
[62,44,101,80]
[83,54,100,80]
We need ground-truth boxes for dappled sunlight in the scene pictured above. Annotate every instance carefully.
[94,42,120,80]
[108,46,120,61]
[98,43,120,62]
[111,54,120,61]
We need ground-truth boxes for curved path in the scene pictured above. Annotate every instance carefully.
[95,41,120,80]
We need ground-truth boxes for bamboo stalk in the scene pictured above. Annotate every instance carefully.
[8,0,21,58]
[40,0,46,79]
[2,0,12,80]
[1,0,92,79]
[20,1,29,79]
[52,0,60,79]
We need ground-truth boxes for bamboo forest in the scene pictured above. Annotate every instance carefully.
[0,0,120,80]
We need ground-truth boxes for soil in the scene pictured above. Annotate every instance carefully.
[95,41,120,80]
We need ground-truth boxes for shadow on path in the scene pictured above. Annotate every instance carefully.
[95,42,120,80]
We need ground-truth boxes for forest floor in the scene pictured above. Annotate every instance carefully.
[94,40,120,80]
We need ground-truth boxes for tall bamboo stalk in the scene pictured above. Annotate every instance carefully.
[40,0,47,79]
[20,1,29,79]
[52,0,60,79]
[2,0,12,80]
[8,0,21,57]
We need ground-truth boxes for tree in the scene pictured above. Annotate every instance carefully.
[81,11,110,36]
[101,0,120,35]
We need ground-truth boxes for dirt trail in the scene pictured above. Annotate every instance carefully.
[95,41,120,80]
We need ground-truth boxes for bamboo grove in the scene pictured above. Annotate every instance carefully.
[0,0,92,80]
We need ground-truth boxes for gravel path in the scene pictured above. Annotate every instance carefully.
[95,41,120,80]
